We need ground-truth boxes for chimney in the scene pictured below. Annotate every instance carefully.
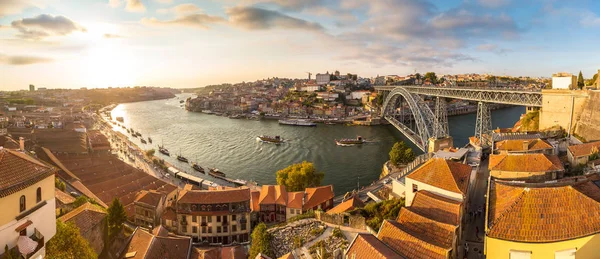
[19,137,25,152]
[522,141,529,151]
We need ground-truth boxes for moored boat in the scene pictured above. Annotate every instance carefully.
[278,119,316,127]
[148,137,152,144]
[209,168,226,178]
[335,136,365,146]
[140,138,147,144]
[177,149,188,163]
[257,135,284,144]
[159,142,170,156]
[191,162,205,173]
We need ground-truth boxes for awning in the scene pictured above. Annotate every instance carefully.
[15,220,32,233]
[17,235,38,255]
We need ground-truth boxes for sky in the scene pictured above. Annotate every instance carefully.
[0,0,599,90]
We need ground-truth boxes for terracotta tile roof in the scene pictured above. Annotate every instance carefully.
[59,202,106,237]
[151,225,168,237]
[487,178,600,242]
[0,136,20,149]
[0,148,56,198]
[34,129,88,154]
[495,138,553,152]
[377,220,448,259]
[122,228,155,259]
[145,235,192,259]
[303,185,334,210]
[55,187,76,205]
[278,253,295,259]
[409,190,461,226]
[488,153,564,172]
[327,195,365,214]
[345,233,402,259]
[395,208,456,249]
[250,190,260,212]
[162,207,177,221]
[568,141,600,157]
[258,185,288,205]
[220,246,246,259]
[135,190,164,208]
[287,191,304,209]
[407,158,471,195]
[87,130,110,150]
[69,180,108,208]
[178,187,250,204]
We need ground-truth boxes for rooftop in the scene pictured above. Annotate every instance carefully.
[59,202,106,237]
[134,190,164,208]
[303,185,334,209]
[55,187,76,205]
[178,187,250,204]
[122,227,192,259]
[258,185,288,206]
[345,233,401,259]
[495,138,553,152]
[407,158,471,195]
[0,148,55,198]
[488,153,564,172]
[487,178,600,242]
[327,195,365,214]
[568,141,600,158]
[409,190,462,226]
[377,220,448,259]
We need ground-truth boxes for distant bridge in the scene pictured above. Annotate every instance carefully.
[375,85,542,151]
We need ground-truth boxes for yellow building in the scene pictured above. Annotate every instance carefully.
[0,149,57,259]
[485,176,600,259]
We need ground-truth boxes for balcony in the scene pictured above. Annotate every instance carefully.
[16,228,45,258]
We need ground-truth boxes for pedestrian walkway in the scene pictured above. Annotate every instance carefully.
[460,158,489,259]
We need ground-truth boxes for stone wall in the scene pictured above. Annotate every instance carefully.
[575,91,600,142]
[539,89,589,133]
[315,211,367,230]
[348,215,366,230]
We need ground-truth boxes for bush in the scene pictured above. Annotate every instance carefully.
[358,199,405,232]
[332,227,343,239]
[249,223,273,259]
[389,141,415,166]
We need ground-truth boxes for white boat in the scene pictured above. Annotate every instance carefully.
[278,119,316,127]
[201,110,214,114]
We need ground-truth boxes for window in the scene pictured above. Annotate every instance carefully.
[192,226,198,233]
[296,209,300,214]
[19,195,26,213]
[555,248,576,259]
[232,225,237,232]
[202,227,207,233]
[208,226,212,233]
[412,184,418,193]
[223,226,228,232]
[202,216,207,223]
[232,214,237,221]
[208,216,212,223]
[217,216,221,222]
[290,209,295,215]
[241,223,246,231]
[509,250,531,259]
[217,226,221,233]
[36,187,42,203]
[192,216,197,223]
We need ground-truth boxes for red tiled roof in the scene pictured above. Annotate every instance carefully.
[145,236,191,259]
[151,225,168,237]
[567,141,600,157]
[377,220,448,259]
[220,246,246,259]
[395,208,456,249]
[178,187,250,204]
[407,158,471,195]
[0,136,20,149]
[250,190,260,212]
[135,190,164,208]
[303,185,334,210]
[409,190,461,226]
[495,138,553,152]
[59,202,106,237]
[122,228,155,259]
[55,187,76,205]
[327,195,364,214]
[487,178,600,242]
[162,207,177,221]
[287,192,304,209]
[345,233,402,259]
[258,185,287,206]
[0,149,56,198]
[488,153,564,172]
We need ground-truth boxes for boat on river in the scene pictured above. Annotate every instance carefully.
[140,138,147,144]
[159,142,170,156]
[257,135,284,144]
[148,137,152,144]
[209,168,226,178]
[191,162,205,173]
[116,117,124,122]
[335,136,365,146]
[177,150,189,163]
[278,119,316,127]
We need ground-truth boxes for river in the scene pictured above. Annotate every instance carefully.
[110,93,525,195]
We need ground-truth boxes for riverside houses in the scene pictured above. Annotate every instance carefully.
[176,185,251,245]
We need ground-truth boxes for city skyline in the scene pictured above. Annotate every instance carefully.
[1,0,599,90]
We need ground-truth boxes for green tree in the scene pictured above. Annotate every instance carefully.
[424,72,437,84]
[248,223,273,259]
[578,71,584,89]
[73,196,90,208]
[357,198,405,231]
[276,161,324,192]
[4,244,16,259]
[375,94,384,106]
[55,178,66,192]
[145,149,155,157]
[46,221,97,259]
[389,141,415,166]
[415,73,421,84]
[106,198,127,240]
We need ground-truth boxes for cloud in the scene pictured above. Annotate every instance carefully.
[10,14,86,40]
[226,6,323,31]
[125,0,146,12]
[0,53,53,65]
[155,0,173,3]
[476,43,510,54]
[240,0,323,11]
[0,0,31,17]
[581,12,600,26]
[104,33,124,38]
[157,3,202,15]
[141,14,225,29]
[477,0,511,8]
[108,0,121,8]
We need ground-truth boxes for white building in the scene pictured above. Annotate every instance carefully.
[552,72,577,90]
[301,84,321,92]
[349,90,371,100]
[316,92,339,102]
[0,148,57,259]
[316,73,330,85]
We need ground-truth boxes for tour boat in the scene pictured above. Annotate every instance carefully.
[148,137,152,144]
[335,136,365,146]
[257,135,284,144]
[158,142,170,156]
[209,168,226,178]
[278,119,316,127]
[191,162,205,173]
[140,138,147,144]
[177,150,189,163]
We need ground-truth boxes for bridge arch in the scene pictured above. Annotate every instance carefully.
[381,87,446,151]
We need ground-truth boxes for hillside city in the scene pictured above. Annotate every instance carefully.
[2,68,600,259]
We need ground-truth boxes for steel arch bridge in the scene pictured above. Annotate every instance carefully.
[377,85,542,151]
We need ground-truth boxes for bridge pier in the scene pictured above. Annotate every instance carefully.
[475,101,493,148]
[434,97,449,138]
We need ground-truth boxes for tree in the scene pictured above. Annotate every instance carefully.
[248,223,273,259]
[145,149,155,158]
[424,72,437,84]
[389,141,415,166]
[415,73,422,84]
[46,221,97,259]
[55,178,66,192]
[4,244,16,259]
[375,94,384,106]
[276,161,324,192]
[73,196,90,208]
[578,71,584,89]
[106,198,127,240]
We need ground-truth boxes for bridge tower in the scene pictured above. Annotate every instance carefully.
[475,102,493,148]
[434,97,449,138]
